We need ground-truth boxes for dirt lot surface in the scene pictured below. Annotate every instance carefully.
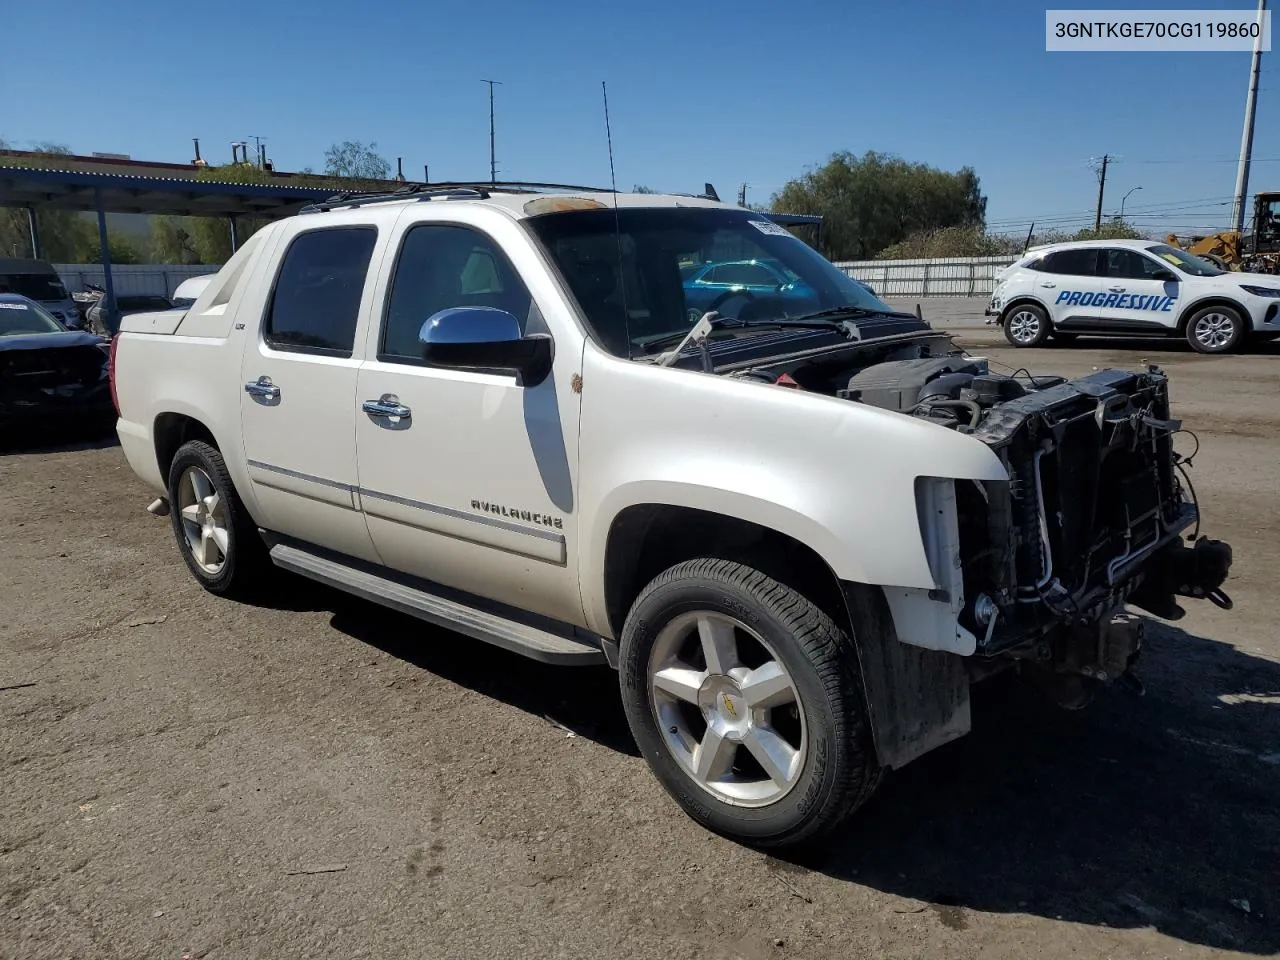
[3,309,1278,960]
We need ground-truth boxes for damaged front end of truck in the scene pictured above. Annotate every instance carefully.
[949,364,1233,707]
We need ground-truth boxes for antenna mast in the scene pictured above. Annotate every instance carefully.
[602,81,633,359]
[482,79,502,184]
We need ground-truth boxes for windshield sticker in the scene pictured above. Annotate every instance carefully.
[1158,252,1184,265]
[0,303,29,310]
[748,220,795,238]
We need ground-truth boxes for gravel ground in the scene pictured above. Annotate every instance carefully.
[3,301,1278,960]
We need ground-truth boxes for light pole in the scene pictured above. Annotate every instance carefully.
[1119,185,1142,218]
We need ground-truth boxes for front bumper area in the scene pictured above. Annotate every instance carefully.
[955,367,1233,655]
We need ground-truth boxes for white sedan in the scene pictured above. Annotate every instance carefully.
[986,238,1280,353]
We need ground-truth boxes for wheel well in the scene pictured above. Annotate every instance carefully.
[1176,296,1251,334]
[154,414,218,482]
[602,504,850,640]
[999,296,1050,325]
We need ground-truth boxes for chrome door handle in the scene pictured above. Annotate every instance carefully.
[363,394,411,419]
[1039,282,1056,288]
[1108,286,1126,292]
[244,376,280,401]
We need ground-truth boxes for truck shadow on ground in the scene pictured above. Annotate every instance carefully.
[792,619,1280,955]
[321,591,638,756]
[272,578,1278,953]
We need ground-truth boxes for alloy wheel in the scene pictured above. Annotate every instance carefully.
[1007,309,1042,344]
[1193,312,1236,351]
[648,611,807,807]
[177,465,229,575]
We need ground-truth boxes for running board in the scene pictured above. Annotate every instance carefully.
[268,543,606,666]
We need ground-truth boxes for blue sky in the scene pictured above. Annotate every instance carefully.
[3,0,1276,237]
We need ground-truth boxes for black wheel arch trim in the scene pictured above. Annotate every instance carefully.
[1176,295,1253,334]
[998,296,1052,324]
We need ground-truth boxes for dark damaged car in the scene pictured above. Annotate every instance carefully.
[0,293,115,442]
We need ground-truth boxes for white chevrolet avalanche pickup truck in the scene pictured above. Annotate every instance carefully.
[110,185,1234,849]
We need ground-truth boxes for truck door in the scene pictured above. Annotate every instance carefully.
[239,220,385,563]
[352,213,585,627]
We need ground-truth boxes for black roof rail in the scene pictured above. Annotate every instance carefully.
[422,180,612,194]
[300,185,489,214]
[298,180,618,214]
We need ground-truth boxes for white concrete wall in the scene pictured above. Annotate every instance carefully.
[53,263,220,298]
[834,255,1017,298]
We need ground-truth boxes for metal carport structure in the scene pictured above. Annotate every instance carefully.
[0,165,341,332]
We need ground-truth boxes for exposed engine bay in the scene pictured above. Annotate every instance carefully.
[708,326,1235,701]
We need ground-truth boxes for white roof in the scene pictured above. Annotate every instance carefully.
[296,188,737,223]
[1023,237,1162,256]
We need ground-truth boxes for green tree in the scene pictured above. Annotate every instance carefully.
[632,184,657,193]
[771,150,988,261]
[150,216,203,264]
[1026,219,1146,248]
[85,231,145,265]
[324,140,390,180]
[877,226,1023,260]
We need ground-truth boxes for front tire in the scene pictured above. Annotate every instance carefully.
[618,558,882,850]
[167,440,268,597]
[1003,303,1052,347]
[1186,305,1245,354]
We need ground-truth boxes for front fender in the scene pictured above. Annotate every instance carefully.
[576,344,1007,634]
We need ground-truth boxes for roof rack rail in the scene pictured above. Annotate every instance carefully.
[298,180,616,214]
[300,185,489,214]
[422,180,612,194]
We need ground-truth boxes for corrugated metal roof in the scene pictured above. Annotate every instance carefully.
[0,164,343,218]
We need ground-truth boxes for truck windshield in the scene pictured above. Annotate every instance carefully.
[525,207,892,356]
[0,273,69,301]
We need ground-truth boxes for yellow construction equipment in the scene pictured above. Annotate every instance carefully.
[1165,191,1280,273]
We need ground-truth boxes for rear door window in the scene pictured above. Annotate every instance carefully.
[264,227,377,356]
[1041,249,1100,276]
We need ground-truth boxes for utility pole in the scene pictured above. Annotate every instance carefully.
[1231,0,1267,233]
[481,79,502,184]
[1094,154,1110,231]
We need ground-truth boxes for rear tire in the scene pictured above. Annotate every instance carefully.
[1003,303,1052,347]
[167,440,268,598]
[1186,305,1246,354]
[618,558,882,851]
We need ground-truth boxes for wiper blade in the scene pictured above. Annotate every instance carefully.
[788,306,888,322]
[640,316,850,353]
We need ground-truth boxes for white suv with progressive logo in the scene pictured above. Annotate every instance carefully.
[986,238,1280,353]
